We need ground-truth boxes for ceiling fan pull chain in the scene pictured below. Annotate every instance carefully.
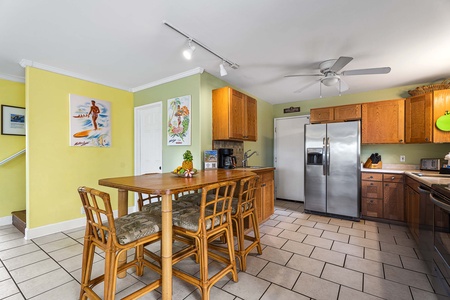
[320,81,323,98]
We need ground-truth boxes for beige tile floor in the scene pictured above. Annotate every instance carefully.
[0,200,449,299]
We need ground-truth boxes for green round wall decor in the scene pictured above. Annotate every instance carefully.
[436,111,450,131]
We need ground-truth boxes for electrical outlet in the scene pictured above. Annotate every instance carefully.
[400,155,406,162]
[80,207,85,214]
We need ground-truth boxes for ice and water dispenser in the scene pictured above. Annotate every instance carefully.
[306,148,323,165]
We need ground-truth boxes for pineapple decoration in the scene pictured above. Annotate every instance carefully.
[174,150,197,177]
[182,150,193,170]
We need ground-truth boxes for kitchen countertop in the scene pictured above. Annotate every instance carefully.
[234,167,275,172]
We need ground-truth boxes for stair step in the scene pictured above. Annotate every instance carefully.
[12,210,26,234]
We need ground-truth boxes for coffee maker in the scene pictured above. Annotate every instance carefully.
[218,148,237,169]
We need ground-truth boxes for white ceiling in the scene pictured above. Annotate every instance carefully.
[1,0,450,105]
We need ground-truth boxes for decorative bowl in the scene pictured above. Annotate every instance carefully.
[172,170,198,177]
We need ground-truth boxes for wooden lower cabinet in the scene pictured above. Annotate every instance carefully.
[384,182,405,221]
[361,198,383,218]
[253,169,275,223]
[405,177,421,242]
[361,172,404,221]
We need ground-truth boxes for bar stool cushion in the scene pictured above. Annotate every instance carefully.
[141,200,195,215]
[172,207,226,232]
[114,212,161,245]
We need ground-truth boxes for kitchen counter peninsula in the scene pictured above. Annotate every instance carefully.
[234,167,275,223]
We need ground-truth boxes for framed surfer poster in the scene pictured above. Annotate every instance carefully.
[1,105,25,136]
[69,94,111,147]
[167,95,191,146]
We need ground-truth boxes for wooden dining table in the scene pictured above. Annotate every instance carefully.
[98,169,256,299]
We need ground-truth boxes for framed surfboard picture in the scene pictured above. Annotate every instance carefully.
[1,105,25,136]
[69,94,111,147]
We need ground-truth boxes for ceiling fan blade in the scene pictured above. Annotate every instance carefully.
[341,67,391,76]
[329,56,353,72]
[285,74,322,78]
[335,78,349,92]
[293,79,321,93]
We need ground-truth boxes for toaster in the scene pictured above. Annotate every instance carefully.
[420,158,441,171]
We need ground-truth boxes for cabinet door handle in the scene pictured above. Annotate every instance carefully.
[370,183,374,185]
[261,183,266,187]
[385,183,389,187]
[391,176,395,180]
[399,139,403,142]
[368,176,373,179]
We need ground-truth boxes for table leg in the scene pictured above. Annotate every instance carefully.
[161,194,173,299]
[117,189,128,278]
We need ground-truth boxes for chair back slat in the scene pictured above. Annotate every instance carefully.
[78,186,116,245]
[201,181,236,232]
[238,176,259,214]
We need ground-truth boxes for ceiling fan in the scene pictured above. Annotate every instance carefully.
[285,56,391,95]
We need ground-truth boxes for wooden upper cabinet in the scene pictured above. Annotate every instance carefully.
[406,93,433,143]
[334,104,362,122]
[432,89,450,143]
[405,89,450,143]
[212,87,257,141]
[310,107,334,123]
[310,104,361,124]
[362,99,405,144]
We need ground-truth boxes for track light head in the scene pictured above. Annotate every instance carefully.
[183,40,196,60]
[219,62,227,76]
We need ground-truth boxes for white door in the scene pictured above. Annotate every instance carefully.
[274,116,310,202]
[135,102,162,176]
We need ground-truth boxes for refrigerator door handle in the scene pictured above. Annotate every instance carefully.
[322,138,327,175]
[326,137,330,175]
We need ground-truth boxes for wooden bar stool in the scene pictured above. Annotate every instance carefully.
[209,175,262,271]
[78,186,162,300]
[170,181,238,300]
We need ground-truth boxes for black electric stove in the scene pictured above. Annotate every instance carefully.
[430,184,450,296]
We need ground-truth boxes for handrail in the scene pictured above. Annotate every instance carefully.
[0,149,26,166]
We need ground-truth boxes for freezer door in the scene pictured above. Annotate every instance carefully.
[326,121,361,218]
[304,123,327,213]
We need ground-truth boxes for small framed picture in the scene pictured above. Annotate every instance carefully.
[1,105,25,136]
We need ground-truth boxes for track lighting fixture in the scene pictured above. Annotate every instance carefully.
[219,62,227,76]
[164,21,239,75]
[183,39,196,60]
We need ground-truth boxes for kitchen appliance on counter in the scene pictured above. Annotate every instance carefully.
[304,121,361,219]
[428,184,450,295]
[420,158,442,171]
[218,148,236,169]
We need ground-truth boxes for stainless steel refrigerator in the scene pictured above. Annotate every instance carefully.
[304,121,361,219]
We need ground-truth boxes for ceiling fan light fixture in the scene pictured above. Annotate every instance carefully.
[219,62,227,76]
[183,40,196,60]
[321,75,339,86]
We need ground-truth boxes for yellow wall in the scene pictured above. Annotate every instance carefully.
[0,79,26,219]
[26,68,134,228]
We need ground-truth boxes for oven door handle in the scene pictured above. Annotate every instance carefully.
[430,193,450,212]
[418,185,431,193]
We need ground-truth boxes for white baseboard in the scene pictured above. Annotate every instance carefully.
[24,207,136,240]
[0,215,12,226]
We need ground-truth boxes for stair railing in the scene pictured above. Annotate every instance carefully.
[0,149,26,166]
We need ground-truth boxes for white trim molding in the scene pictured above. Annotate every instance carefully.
[24,207,136,240]
[0,73,25,83]
[0,215,12,226]
[19,59,131,91]
[131,67,204,92]
[19,59,205,93]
